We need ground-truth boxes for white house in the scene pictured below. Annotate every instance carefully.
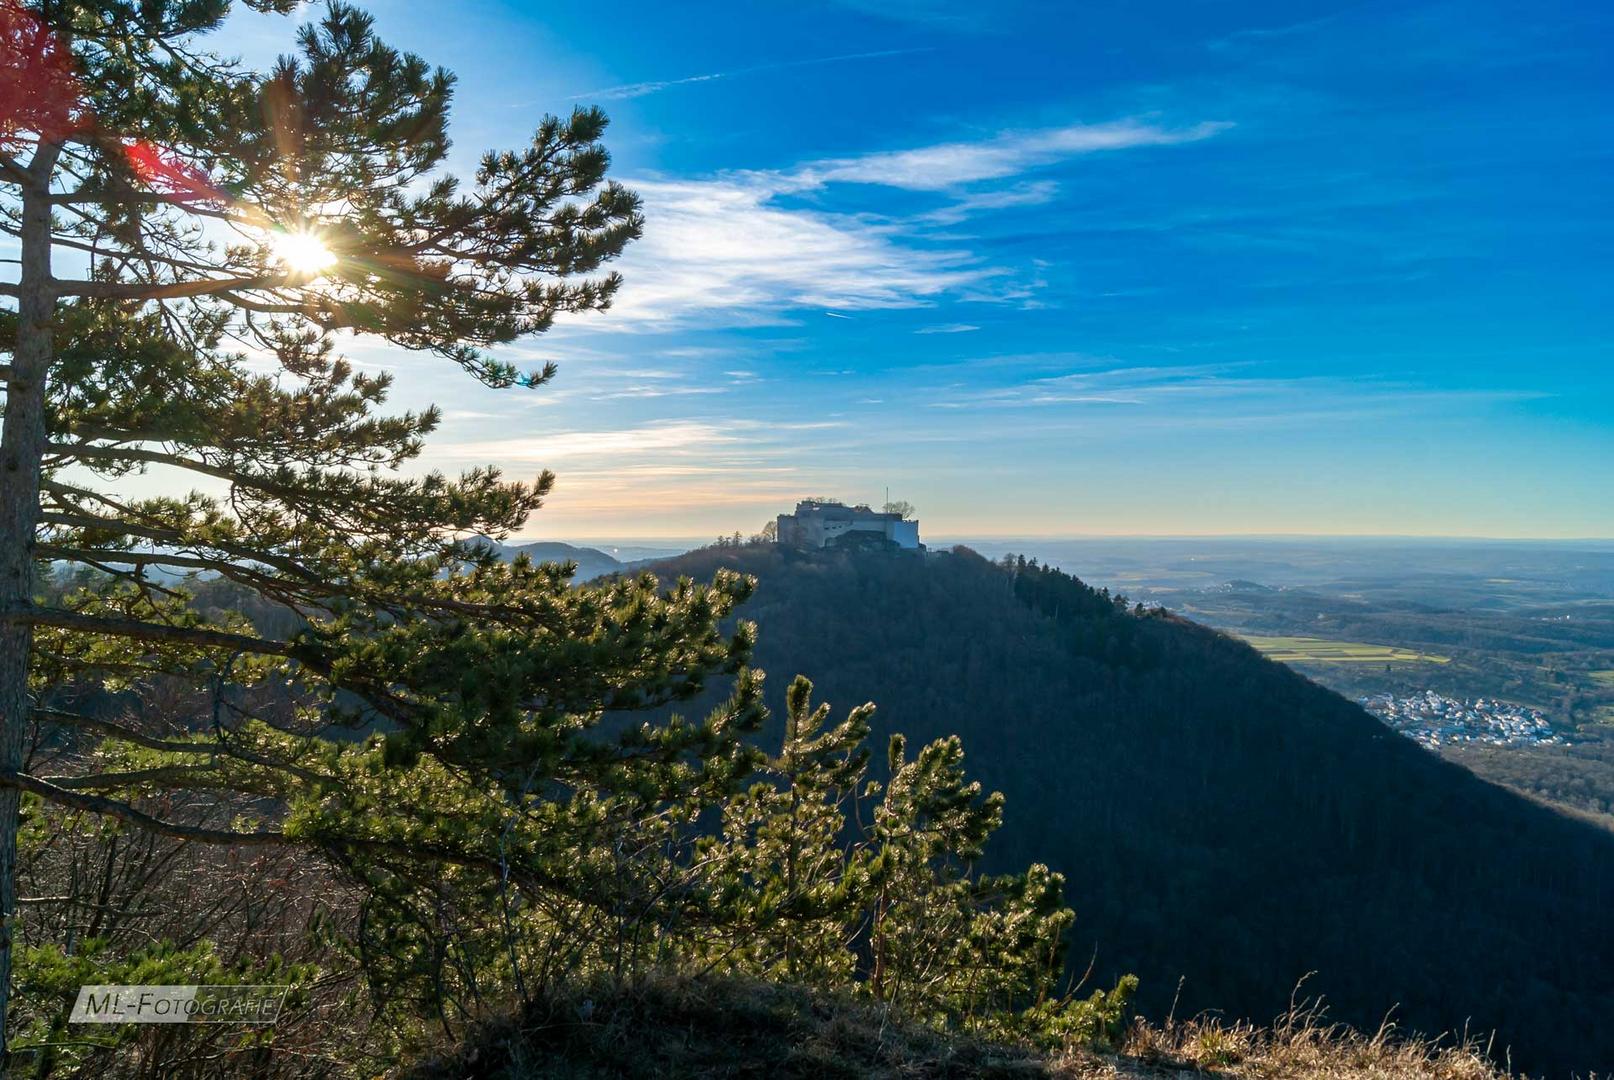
[775,500,920,550]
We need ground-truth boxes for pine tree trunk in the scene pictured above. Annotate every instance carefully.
[0,143,59,1060]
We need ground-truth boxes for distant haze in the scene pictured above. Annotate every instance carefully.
[930,535,1614,598]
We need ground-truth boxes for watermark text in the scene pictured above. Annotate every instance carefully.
[70,985,289,1025]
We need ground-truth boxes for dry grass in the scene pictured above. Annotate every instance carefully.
[1068,1010,1525,1079]
[401,973,1052,1079]
[400,974,1570,1080]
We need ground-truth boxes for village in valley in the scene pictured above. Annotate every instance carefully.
[1359,691,1563,749]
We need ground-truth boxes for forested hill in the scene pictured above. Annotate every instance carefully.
[644,544,1614,1078]
[483,539,626,582]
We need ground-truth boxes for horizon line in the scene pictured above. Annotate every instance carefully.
[519,531,1614,545]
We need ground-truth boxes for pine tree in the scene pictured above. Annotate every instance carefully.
[702,678,1108,1039]
[0,0,757,1055]
[703,675,872,985]
[863,732,1074,1024]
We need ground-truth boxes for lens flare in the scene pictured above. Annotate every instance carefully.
[270,229,337,277]
[0,0,80,144]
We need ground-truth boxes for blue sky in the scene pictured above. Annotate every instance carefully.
[223,0,1611,539]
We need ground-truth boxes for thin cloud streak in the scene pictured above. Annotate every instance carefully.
[571,48,930,101]
[918,364,1550,427]
[788,119,1233,191]
[442,418,847,466]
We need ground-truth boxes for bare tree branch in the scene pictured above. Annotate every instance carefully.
[0,770,289,846]
[51,274,293,301]
[35,707,229,756]
[41,765,224,791]
[11,608,292,656]
[36,708,331,787]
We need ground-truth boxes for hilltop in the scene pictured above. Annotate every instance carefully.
[406,974,1508,1080]
[637,543,1614,1077]
[477,539,628,582]
[500,540,624,582]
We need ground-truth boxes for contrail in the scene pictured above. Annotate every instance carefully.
[570,48,931,102]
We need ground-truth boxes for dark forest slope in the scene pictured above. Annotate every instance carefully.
[645,544,1614,1078]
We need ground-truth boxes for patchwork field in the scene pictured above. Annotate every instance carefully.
[1238,634,1450,664]
[1590,670,1614,689]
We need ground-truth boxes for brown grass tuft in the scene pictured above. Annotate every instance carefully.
[1072,1009,1519,1080]
[402,974,1579,1079]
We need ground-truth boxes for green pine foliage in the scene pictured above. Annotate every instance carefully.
[701,673,873,987]
[698,676,1132,1045]
[15,938,312,1077]
[1,5,1126,1071]
[4,0,658,1057]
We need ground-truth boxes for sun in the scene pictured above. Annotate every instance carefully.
[269,228,337,277]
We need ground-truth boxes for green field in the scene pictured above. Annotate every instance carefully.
[1590,670,1614,689]
[1237,635,1450,665]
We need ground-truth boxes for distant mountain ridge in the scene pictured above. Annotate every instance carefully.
[478,539,628,583]
[638,543,1614,1078]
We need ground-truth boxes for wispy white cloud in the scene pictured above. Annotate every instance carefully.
[436,418,858,526]
[914,322,980,334]
[572,49,928,101]
[921,180,1061,224]
[602,367,683,379]
[918,362,1549,428]
[443,418,845,466]
[601,176,986,327]
[788,119,1231,191]
[447,420,738,464]
[657,346,733,360]
[582,116,1228,329]
[1207,14,1342,52]
[588,384,729,400]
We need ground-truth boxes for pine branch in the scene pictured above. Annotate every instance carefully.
[48,441,304,498]
[0,769,615,903]
[36,708,331,786]
[35,707,229,756]
[0,770,289,847]
[35,545,327,616]
[41,765,224,791]
[46,189,244,219]
[51,274,294,301]
[35,539,557,627]
[13,608,292,656]
[0,152,36,189]
[38,545,257,578]
[39,504,322,583]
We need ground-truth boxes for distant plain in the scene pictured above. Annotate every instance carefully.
[1235,634,1450,664]
[942,537,1614,821]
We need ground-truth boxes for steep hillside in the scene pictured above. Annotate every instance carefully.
[643,544,1614,1077]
